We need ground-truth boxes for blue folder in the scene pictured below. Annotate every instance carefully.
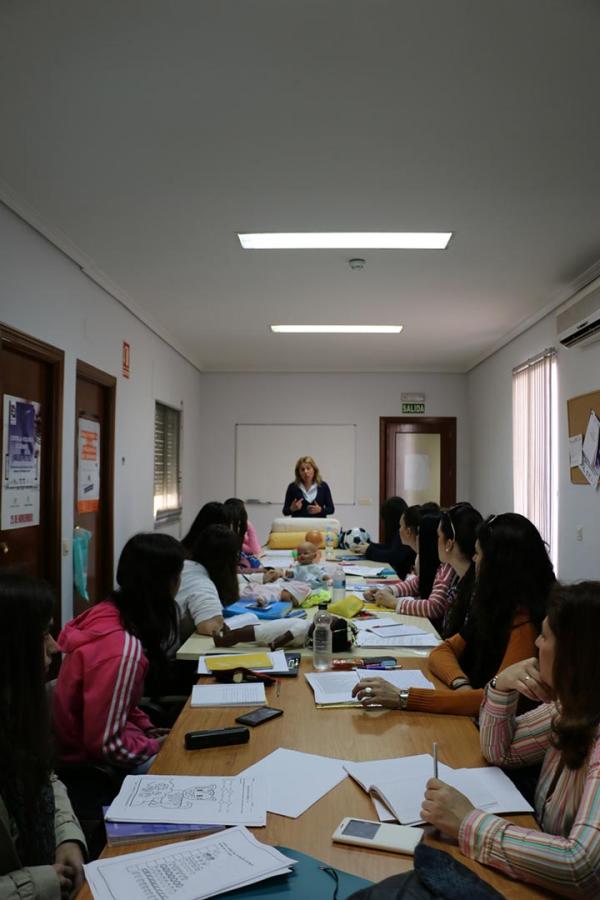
[224,599,303,620]
[218,845,372,898]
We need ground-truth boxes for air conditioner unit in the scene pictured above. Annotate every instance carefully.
[556,285,600,348]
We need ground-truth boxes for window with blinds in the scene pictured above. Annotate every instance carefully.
[512,348,558,568]
[153,402,181,522]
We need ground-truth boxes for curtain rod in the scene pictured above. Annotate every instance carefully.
[512,347,556,376]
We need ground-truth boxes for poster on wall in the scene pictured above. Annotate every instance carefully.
[1,394,42,530]
[77,418,101,513]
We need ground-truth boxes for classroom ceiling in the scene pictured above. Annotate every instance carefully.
[2,0,600,373]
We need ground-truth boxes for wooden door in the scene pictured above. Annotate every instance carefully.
[379,417,456,535]
[0,323,63,620]
[73,361,115,615]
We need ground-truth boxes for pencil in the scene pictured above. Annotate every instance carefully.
[432,741,438,779]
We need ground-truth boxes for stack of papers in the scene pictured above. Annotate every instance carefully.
[345,755,533,825]
[355,626,440,648]
[305,669,433,707]
[343,565,387,576]
[191,683,266,707]
[105,774,267,826]
[85,826,296,900]
[240,748,349,818]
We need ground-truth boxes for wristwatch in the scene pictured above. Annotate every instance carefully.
[490,676,498,690]
[398,689,410,709]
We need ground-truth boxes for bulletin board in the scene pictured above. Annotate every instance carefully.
[235,423,356,504]
[567,389,600,484]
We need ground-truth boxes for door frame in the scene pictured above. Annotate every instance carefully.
[0,321,64,611]
[75,359,116,602]
[379,416,457,534]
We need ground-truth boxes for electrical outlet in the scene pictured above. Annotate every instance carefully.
[576,527,583,542]
[62,540,70,556]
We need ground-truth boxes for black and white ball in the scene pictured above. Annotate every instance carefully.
[342,526,371,550]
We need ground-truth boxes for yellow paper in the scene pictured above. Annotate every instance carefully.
[328,593,364,618]
[205,652,273,671]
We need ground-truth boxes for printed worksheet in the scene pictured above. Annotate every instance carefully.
[355,631,440,648]
[84,826,296,900]
[105,775,267,826]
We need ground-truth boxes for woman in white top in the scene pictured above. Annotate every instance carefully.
[176,524,239,640]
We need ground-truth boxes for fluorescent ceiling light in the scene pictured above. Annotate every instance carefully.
[270,324,403,334]
[239,232,452,249]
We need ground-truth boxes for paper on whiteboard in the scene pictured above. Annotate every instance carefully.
[569,434,583,467]
[105,775,266,826]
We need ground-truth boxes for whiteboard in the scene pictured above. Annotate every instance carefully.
[235,424,356,505]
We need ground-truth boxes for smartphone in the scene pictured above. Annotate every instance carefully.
[332,818,423,855]
[235,706,283,727]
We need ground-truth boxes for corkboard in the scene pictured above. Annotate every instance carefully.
[567,389,600,484]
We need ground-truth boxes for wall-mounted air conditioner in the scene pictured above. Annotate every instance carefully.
[557,284,600,348]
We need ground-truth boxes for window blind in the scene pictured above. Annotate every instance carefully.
[154,402,181,520]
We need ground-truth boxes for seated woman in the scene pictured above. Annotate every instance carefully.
[421,581,600,898]
[436,502,483,637]
[353,513,555,717]
[367,507,454,629]
[225,497,262,570]
[54,533,183,773]
[359,496,415,578]
[180,501,230,557]
[176,523,240,639]
[0,573,86,899]
[282,456,334,518]
[225,497,262,557]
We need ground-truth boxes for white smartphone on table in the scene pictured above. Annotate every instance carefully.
[332,817,423,855]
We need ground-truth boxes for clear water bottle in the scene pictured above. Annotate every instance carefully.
[313,602,333,670]
[325,532,334,560]
[331,565,346,604]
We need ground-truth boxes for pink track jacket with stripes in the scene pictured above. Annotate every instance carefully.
[54,601,160,767]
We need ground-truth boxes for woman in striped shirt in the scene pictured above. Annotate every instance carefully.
[421,581,600,898]
[366,507,454,630]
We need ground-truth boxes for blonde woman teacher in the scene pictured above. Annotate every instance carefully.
[283,456,334,518]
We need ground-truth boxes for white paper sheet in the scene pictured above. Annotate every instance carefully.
[191,683,266,707]
[366,624,429,638]
[305,669,433,705]
[579,455,600,489]
[240,748,350,818]
[353,617,398,631]
[344,565,387,576]
[197,649,288,675]
[355,631,439,648]
[569,434,583,467]
[105,775,267,826]
[225,613,261,630]
[84,825,296,900]
[582,411,600,469]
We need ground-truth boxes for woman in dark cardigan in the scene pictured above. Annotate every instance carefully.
[282,456,334,518]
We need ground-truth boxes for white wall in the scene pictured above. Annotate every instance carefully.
[0,204,205,623]
[196,372,470,543]
[468,310,600,580]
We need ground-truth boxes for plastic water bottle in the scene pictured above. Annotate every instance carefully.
[331,565,346,604]
[313,603,333,670]
[325,533,334,560]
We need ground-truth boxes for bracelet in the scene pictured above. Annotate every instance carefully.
[451,677,471,690]
[398,688,410,709]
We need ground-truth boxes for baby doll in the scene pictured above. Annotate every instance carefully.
[286,542,330,590]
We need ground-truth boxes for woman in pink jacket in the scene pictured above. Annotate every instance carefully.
[53,533,184,774]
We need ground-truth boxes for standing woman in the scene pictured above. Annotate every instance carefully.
[422,581,600,897]
[54,533,184,774]
[282,456,334,518]
[0,573,86,899]
[359,496,415,578]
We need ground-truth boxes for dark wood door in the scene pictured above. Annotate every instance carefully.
[379,417,456,536]
[0,323,63,621]
[73,361,116,615]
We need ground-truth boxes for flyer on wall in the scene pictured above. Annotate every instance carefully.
[77,417,101,513]
[1,394,42,530]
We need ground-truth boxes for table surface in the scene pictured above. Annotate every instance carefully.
[77,659,553,900]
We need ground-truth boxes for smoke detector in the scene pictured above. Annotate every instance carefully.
[348,258,366,270]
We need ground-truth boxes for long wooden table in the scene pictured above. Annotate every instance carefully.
[77,659,553,899]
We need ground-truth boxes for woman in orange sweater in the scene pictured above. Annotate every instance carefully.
[353,513,555,716]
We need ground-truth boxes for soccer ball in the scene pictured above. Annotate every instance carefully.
[342,526,371,550]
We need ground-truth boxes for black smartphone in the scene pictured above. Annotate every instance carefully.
[235,706,283,727]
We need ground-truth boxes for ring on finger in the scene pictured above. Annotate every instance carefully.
[365,687,373,695]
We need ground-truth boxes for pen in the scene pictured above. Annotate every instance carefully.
[432,741,438,779]
[362,663,403,670]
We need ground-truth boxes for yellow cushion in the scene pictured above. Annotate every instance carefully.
[267,531,340,549]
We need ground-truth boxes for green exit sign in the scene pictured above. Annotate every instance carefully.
[402,401,425,414]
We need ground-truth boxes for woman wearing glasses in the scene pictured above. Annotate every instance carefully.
[421,581,600,898]
[353,513,555,717]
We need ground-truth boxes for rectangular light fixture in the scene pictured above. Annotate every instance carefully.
[270,324,403,334]
[239,232,452,249]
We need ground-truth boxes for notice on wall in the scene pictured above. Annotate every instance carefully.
[401,392,426,415]
[77,418,100,513]
[1,394,41,530]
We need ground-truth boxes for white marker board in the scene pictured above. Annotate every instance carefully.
[235,424,356,505]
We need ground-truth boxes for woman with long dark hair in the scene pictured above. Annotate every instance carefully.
[359,496,415,578]
[225,497,261,557]
[422,581,600,897]
[175,523,240,641]
[437,502,483,637]
[0,573,86,898]
[368,507,454,629]
[180,501,230,556]
[354,513,555,717]
[53,533,184,773]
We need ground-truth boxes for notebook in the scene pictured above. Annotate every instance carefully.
[191,683,266,707]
